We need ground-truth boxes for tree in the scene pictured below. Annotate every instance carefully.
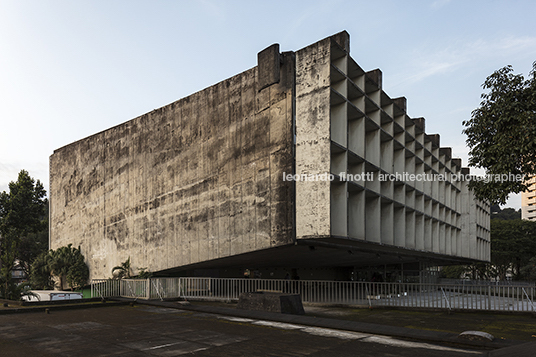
[29,251,54,290]
[30,244,90,291]
[440,265,470,279]
[66,257,90,290]
[0,170,48,299]
[462,62,536,205]
[0,239,18,299]
[490,205,521,220]
[467,262,491,280]
[17,211,49,276]
[112,257,132,279]
[112,258,152,279]
[490,219,536,280]
[48,244,89,290]
[520,256,536,281]
[442,219,536,281]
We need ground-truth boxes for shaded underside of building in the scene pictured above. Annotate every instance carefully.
[49,31,490,281]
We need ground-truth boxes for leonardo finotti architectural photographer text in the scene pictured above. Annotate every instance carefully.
[282,172,524,183]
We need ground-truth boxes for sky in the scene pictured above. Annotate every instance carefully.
[1,0,535,209]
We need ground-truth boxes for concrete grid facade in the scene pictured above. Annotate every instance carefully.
[294,33,490,262]
[50,32,490,280]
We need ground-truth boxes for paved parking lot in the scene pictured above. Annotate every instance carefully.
[0,305,487,356]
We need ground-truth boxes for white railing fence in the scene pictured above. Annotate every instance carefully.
[120,279,149,300]
[439,278,536,287]
[91,279,120,299]
[90,277,536,312]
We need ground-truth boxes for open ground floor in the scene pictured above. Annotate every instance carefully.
[155,239,479,284]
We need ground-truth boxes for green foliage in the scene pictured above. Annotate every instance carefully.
[490,205,521,220]
[440,265,470,279]
[29,251,54,290]
[463,62,536,205]
[18,284,40,301]
[0,239,17,299]
[443,220,536,282]
[490,219,536,280]
[112,257,132,279]
[520,256,536,281]
[17,214,49,276]
[66,257,90,290]
[0,170,48,299]
[440,263,492,280]
[112,258,152,279]
[48,244,89,290]
[29,245,89,291]
[0,170,48,236]
[136,267,153,279]
[467,262,492,280]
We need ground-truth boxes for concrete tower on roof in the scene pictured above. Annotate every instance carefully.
[49,31,490,281]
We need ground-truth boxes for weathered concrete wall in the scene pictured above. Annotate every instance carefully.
[294,37,332,239]
[50,52,295,279]
[461,182,490,261]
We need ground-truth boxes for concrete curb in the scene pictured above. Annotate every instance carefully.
[0,300,127,315]
[111,298,520,350]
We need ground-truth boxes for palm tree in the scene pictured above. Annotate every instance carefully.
[19,284,40,301]
[48,245,74,290]
[112,257,132,279]
[47,244,88,290]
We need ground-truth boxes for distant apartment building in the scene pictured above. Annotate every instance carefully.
[522,176,536,220]
[49,31,490,282]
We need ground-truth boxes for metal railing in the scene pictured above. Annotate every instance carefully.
[148,277,183,300]
[91,279,120,299]
[90,277,536,312]
[439,278,536,287]
[120,279,149,300]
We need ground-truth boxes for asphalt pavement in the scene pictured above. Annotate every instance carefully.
[0,299,534,356]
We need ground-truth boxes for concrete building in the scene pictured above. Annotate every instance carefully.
[521,177,536,220]
[50,32,490,282]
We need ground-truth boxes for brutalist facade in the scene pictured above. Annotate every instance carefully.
[50,32,490,281]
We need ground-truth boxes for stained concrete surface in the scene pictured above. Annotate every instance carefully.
[0,304,487,356]
[50,49,296,280]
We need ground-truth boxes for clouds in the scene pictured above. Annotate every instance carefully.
[392,35,536,88]
[2,0,534,210]
[0,163,21,193]
[431,0,452,9]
